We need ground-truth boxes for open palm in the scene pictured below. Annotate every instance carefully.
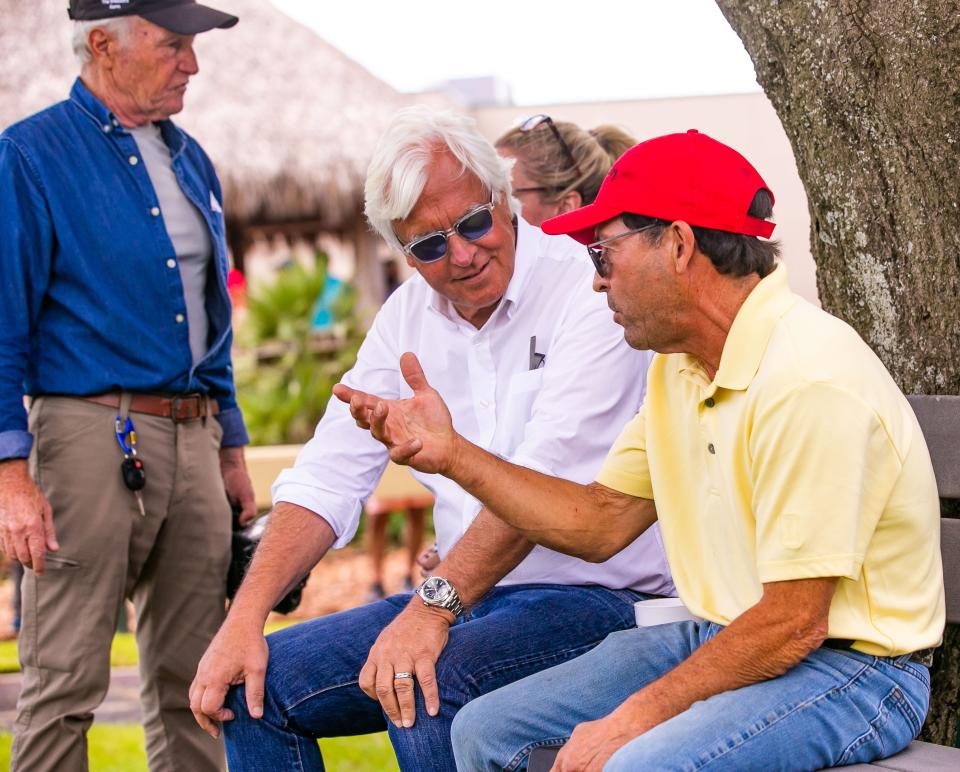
[333,352,458,474]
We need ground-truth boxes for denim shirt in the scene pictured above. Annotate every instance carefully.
[0,79,248,458]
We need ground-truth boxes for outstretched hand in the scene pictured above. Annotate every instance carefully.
[333,352,459,475]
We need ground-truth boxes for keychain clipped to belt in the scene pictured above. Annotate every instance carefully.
[115,401,147,517]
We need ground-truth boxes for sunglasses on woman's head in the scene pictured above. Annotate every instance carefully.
[399,195,497,263]
[519,114,583,180]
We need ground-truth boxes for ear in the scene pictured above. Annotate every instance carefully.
[556,190,583,215]
[87,27,118,69]
[403,252,417,270]
[670,222,697,274]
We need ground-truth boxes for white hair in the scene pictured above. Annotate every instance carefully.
[72,18,135,67]
[364,106,520,251]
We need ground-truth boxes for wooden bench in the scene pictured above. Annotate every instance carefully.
[529,395,960,772]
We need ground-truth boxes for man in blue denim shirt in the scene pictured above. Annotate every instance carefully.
[0,2,253,769]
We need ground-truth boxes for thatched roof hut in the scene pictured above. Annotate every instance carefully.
[0,0,416,307]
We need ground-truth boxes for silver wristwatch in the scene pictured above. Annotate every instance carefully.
[416,576,464,618]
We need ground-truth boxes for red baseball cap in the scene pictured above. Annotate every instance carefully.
[542,129,775,245]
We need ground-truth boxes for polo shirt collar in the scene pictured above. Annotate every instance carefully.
[711,263,798,391]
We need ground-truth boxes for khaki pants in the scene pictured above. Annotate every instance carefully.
[12,397,231,772]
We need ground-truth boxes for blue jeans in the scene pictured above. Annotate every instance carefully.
[223,584,644,771]
[452,620,931,771]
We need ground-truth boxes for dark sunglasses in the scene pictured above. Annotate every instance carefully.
[399,194,497,263]
[520,114,583,179]
[587,224,659,278]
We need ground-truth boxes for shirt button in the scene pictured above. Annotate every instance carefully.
[175,314,185,324]
[112,118,120,127]
[166,259,177,269]
[480,399,490,408]
[151,207,161,217]
[102,123,112,133]
[129,156,139,166]
[705,397,716,408]
[707,443,716,455]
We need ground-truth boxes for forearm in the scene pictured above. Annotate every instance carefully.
[227,502,335,628]
[431,509,535,607]
[447,437,655,561]
[218,445,245,468]
[0,458,29,480]
[615,579,835,733]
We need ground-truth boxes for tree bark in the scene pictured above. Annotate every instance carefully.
[717,0,960,746]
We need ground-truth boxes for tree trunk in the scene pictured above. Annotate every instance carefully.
[716,0,960,746]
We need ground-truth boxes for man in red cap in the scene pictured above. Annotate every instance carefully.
[0,2,249,770]
[337,130,944,770]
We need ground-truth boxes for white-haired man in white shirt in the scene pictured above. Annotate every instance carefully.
[189,106,673,771]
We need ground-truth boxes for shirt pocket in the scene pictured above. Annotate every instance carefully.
[500,369,545,452]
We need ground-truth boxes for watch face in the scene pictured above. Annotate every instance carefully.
[421,577,451,603]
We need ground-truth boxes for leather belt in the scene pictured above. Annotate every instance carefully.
[79,392,217,422]
[823,638,935,667]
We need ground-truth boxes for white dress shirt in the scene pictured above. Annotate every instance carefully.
[273,218,675,595]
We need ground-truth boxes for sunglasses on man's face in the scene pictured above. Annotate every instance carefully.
[399,195,497,263]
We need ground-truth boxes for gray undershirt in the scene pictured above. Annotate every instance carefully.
[130,123,212,365]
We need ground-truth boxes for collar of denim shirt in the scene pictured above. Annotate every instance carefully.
[68,77,188,159]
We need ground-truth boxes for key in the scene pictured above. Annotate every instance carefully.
[121,456,146,491]
[134,491,146,518]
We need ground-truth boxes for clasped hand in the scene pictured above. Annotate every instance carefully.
[333,352,459,475]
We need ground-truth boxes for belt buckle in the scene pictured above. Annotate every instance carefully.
[170,394,201,423]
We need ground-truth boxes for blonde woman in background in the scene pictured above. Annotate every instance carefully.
[496,114,635,226]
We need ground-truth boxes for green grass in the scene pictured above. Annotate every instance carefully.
[0,622,295,674]
[0,631,140,674]
[0,725,399,770]
[0,623,401,768]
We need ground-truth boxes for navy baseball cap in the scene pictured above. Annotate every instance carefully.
[68,0,238,35]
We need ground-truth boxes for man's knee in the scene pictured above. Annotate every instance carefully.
[451,694,507,771]
[224,683,259,725]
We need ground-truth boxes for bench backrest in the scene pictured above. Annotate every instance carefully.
[907,395,960,625]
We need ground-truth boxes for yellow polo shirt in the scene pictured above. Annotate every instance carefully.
[597,265,945,655]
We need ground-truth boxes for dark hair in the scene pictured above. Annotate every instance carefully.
[621,189,780,278]
[495,122,635,205]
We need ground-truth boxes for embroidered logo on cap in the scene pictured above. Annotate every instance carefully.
[101,0,132,8]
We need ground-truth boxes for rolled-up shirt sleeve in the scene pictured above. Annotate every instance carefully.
[271,302,401,548]
[215,405,249,448]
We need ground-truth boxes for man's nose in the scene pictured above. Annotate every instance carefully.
[446,234,476,267]
[180,44,200,75]
[592,271,608,293]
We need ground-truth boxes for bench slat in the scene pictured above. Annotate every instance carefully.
[907,395,960,498]
[942,518,960,625]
